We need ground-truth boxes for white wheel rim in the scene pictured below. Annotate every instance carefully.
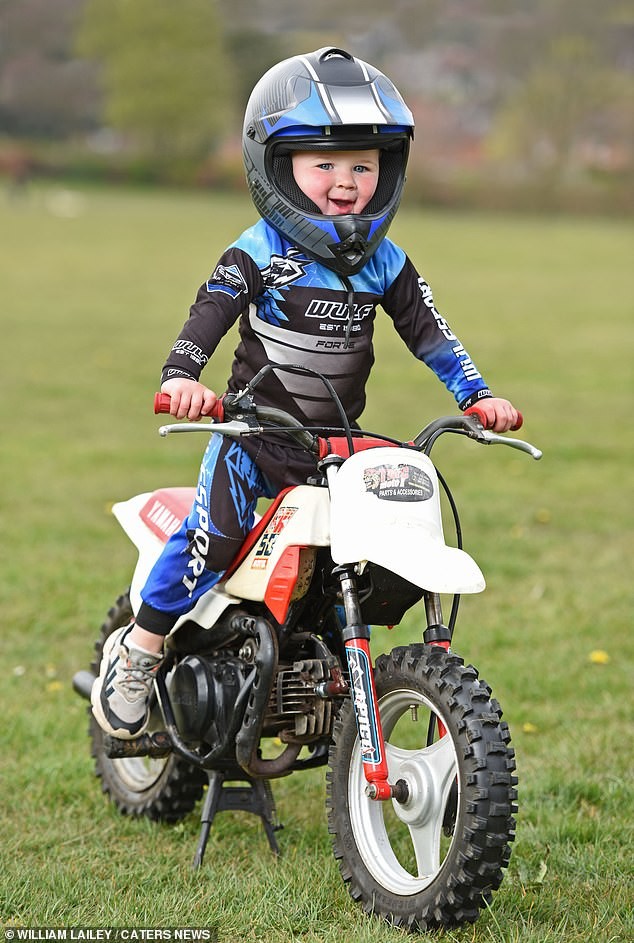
[347,686,459,895]
[111,755,169,792]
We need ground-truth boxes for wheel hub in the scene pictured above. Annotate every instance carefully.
[391,758,435,827]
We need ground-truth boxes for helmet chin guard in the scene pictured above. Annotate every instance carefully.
[243,48,414,277]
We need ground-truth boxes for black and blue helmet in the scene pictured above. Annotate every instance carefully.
[243,47,414,277]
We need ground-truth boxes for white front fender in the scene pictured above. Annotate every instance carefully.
[329,448,485,595]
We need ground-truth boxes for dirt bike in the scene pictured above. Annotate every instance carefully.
[73,363,541,932]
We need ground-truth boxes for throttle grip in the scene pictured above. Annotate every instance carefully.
[464,404,523,432]
[153,392,224,421]
[154,392,172,414]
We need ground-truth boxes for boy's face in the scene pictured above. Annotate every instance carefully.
[291,149,380,216]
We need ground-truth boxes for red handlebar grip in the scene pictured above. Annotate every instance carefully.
[464,404,523,432]
[153,392,225,421]
[154,392,172,414]
[511,412,523,432]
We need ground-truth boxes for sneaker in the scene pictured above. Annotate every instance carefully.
[91,623,163,740]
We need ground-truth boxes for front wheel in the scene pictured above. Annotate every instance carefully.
[326,644,517,932]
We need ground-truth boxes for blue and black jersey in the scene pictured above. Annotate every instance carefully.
[161,219,492,431]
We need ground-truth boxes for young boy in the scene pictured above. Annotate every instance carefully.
[92,47,520,740]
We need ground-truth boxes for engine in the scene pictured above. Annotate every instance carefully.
[168,654,250,748]
[263,657,338,743]
[168,650,341,755]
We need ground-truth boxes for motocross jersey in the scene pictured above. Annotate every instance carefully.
[161,219,492,431]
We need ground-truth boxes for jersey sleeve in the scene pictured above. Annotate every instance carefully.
[160,248,263,384]
[381,255,492,410]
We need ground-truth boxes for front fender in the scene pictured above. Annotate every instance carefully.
[329,448,485,595]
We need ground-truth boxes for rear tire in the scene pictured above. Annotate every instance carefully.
[327,644,517,931]
[88,592,206,822]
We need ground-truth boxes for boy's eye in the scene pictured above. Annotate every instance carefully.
[316,162,372,173]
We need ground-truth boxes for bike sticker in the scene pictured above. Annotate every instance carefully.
[363,463,434,502]
[251,506,298,569]
[346,645,382,766]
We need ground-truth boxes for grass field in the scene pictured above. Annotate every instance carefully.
[1,182,632,942]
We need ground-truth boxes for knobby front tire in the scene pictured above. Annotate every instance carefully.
[326,644,517,932]
[88,592,206,822]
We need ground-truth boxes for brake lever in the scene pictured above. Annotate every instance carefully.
[158,420,256,438]
[478,429,542,460]
[461,415,542,460]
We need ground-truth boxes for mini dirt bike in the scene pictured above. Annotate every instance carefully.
[73,364,541,932]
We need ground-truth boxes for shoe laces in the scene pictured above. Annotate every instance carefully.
[117,645,161,695]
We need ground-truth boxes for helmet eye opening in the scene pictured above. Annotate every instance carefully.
[272,154,322,215]
[270,139,408,220]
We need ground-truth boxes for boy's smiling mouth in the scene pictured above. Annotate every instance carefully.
[328,198,356,214]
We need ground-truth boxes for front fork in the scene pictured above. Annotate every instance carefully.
[337,566,451,802]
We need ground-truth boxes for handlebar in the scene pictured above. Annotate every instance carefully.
[154,392,541,461]
[155,391,318,451]
[155,393,523,436]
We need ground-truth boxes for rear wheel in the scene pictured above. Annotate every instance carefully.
[89,592,206,822]
[327,644,517,931]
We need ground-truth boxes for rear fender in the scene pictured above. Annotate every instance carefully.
[111,489,240,622]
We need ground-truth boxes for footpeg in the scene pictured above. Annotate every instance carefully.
[104,731,172,758]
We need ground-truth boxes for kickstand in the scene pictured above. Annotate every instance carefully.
[193,769,282,868]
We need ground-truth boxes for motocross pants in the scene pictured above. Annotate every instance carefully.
[137,433,274,636]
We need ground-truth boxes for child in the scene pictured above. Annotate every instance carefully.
[92,47,520,740]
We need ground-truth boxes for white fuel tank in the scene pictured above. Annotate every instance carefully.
[224,484,330,600]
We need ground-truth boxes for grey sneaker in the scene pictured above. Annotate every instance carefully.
[91,623,163,740]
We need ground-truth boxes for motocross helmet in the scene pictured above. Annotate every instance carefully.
[243,47,414,277]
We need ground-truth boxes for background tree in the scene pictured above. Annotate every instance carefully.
[485,0,632,186]
[75,0,236,160]
[490,36,627,183]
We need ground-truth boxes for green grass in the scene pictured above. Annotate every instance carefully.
[1,182,633,941]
